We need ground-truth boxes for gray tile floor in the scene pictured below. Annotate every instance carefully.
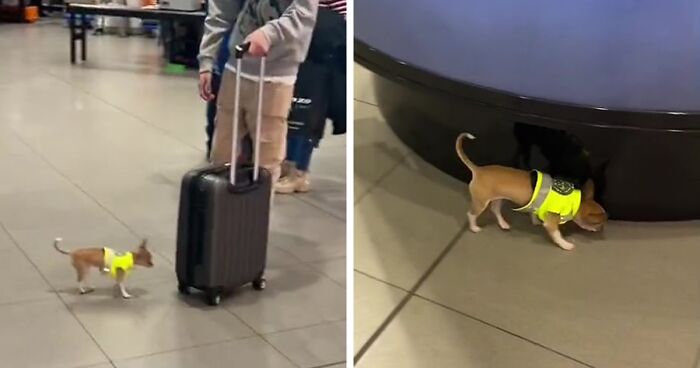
[0,20,345,368]
[354,64,700,368]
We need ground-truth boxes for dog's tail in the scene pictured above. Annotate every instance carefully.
[455,132,478,172]
[53,237,70,255]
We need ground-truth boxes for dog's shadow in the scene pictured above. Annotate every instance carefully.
[56,286,152,313]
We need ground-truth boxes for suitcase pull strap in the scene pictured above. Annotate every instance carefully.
[230,42,266,186]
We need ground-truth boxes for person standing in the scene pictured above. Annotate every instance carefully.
[204,30,230,159]
[275,0,347,194]
[198,0,319,186]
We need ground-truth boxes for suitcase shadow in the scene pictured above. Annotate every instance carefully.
[177,236,323,310]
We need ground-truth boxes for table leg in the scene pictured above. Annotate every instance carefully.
[70,12,76,64]
[81,14,87,61]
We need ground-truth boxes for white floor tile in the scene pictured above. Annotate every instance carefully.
[356,298,587,368]
[265,321,346,368]
[354,272,405,354]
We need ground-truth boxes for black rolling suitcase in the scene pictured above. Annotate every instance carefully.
[176,44,270,306]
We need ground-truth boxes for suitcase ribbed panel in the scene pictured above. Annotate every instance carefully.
[177,165,271,291]
[176,165,219,284]
[207,169,271,288]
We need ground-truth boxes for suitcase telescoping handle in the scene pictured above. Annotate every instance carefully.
[230,42,266,187]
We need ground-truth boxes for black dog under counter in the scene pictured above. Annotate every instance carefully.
[355,0,700,221]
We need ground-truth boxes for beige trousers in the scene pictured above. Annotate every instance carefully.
[211,69,294,185]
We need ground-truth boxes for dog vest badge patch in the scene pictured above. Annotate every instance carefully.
[551,177,574,195]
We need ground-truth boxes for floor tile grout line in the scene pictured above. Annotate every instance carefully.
[411,294,597,368]
[0,222,115,367]
[256,320,346,368]
[260,318,347,336]
[0,294,57,308]
[43,70,204,153]
[271,257,346,290]
[354,153,408,205]
[353,222,469,365]
[258,332,302,368]
[354,97,378,107]
[289,194,346,223]
[302,257,347,289]
[353,269,410,293]
[220,307,303,368]
[73,362,117,368]
[6,128,176,267]
[294,195,346,222]
[113,335,257,364]
[309,361,345,368]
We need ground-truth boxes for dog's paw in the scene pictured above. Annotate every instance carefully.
[497,221,511,231]
[79,287,95,295]
[469,225,482,233]
[557,241,576,251]
[121,293,133,299]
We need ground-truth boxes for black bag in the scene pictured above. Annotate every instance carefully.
[287,7,346,140]
[287,61,333,143]
[176,44,271,306]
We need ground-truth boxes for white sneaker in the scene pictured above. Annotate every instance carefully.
[275,171,311,194]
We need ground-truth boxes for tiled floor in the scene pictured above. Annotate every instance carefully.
[0,20,345,368]
[354,64,700,368]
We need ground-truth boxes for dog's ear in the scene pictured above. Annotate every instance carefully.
[138,238,148,250]
[582,179,595,201]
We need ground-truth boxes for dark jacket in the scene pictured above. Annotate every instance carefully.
[294,7,346,139]
[305,7,346,67]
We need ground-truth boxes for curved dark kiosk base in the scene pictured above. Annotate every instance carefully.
[356,0,700,221]
[364,70,700,221]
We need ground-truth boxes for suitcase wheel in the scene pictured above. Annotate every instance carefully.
[177,283,191,295]
[252,276,267,291]
[206,289,222,306]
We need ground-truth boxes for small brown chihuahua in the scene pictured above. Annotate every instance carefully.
[53,237,154,298]
[456,133,607,250]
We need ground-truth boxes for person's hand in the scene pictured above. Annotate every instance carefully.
[199,71,215,101]
[245,29,271,57]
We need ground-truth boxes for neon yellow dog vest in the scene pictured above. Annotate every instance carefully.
[103,247,134,278]
[514,171,581,224]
